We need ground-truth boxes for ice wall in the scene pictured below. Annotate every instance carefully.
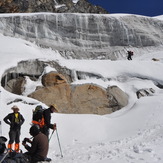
[0,13,163,59]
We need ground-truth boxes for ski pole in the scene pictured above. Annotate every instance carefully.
[49,130,54,142]
[0,149,10,163]
[56,128,63,158]
[0,121,2,136]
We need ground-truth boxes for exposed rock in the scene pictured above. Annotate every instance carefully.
[0,0,108,14]
[28,72,128,114]
[28,83,72,113]
[152,58,160,61]
[5,77,26,95]
[136,88,155,99]
[2,61,129,115]
[71,84,111,114]
[42,71,68,87]
[106,86,128,112]
[55,0,108,14]
[28,83,113,114]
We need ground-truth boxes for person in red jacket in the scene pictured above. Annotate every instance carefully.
[3,105,25,152]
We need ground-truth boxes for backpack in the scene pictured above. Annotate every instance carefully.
[0,151,29,163]
[32,105,45,128]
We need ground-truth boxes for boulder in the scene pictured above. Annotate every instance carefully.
[106,86,128,112]
[28,83,112,114]
[5,77,26,95]
[136,88,155,99]
[29,73,129,114]
[71,84,112,114]
[42,71,68,87]
[29,83,72,113]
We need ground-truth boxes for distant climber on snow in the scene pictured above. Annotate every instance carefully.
[127,50,134,60]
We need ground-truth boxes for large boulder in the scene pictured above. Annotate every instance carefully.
[28,72,128,114]
[28,83,112,114]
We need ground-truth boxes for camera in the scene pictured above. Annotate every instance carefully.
[22,138,29,144]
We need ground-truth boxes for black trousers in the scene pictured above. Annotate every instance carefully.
[9,129,20,144]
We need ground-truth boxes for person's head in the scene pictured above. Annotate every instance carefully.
[49,104,58,113]
[0,136,7,154]
[11,105,19,113]
[29,125,40,137]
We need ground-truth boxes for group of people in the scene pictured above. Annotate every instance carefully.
[1,104,58,163]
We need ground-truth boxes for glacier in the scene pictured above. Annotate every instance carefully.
[0,13,163,59]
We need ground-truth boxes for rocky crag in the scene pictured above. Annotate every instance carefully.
[0,0,108,14]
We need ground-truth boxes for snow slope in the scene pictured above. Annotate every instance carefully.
[0,30,163,163]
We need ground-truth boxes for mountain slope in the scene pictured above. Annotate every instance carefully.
[0,0,108,14]
[0,33,163,162]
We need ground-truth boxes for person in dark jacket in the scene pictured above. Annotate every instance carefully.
[42,104,58,137]
[127,51,133,60]
[3,105,25,152]
[22,125,49,163]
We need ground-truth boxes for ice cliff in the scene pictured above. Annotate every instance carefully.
[0,13,163,59]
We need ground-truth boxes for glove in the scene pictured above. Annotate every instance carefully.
[53,123,57,130]
[25,138,31,143]
[22,138,31,144]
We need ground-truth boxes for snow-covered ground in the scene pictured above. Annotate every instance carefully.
[0,27,163,163]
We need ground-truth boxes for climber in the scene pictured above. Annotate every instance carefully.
[42,104,58,138]
[3,105,25,152]
[127,51,134,60]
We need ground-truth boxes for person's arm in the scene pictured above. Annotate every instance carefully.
[43,110,54,129]
[20,114,25,125]
[3,114,11,125]
[29,138,38,154]
[22,138,32,151]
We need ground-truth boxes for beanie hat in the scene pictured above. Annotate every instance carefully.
[29,125,40,136]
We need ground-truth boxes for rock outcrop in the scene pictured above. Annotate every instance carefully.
[42,72,68,87]
[5,77,26,95]
[28,71,128,114]
[0,0,108,14]
[136,88,155,99]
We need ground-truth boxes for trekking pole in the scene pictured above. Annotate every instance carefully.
[49,130,54,142]
[0,149,10,163]
[0,121,2,136]
[56,128,63,158]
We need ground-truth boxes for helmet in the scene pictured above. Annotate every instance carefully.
[35,105,43,111]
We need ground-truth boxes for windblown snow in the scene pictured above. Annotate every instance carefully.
[0,14,163,163]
